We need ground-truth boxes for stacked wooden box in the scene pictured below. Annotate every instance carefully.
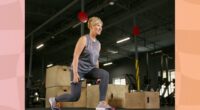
[45,65,160,109]
[87,84,129,108]
[124,92,160,109]
[45,65,86,108]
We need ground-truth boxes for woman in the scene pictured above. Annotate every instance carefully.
[49,17,111,110]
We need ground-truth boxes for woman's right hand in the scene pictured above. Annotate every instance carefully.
[73,73,80,83]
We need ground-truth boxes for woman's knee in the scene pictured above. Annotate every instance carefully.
[99,69,109,79]
[70,92,81,101]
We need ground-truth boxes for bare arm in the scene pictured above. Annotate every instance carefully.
[96,43,101,68]
[72,36,86,82]
[96,60,99,68]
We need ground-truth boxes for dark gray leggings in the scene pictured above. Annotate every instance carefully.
[55,68,109,102]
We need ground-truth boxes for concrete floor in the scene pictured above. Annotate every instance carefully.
[26,106,174,110]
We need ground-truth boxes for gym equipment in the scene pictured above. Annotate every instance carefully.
[124,74,137,91]
[157,53,175,106]
[132,21,141,91]
[77,11,88,23]
[70,77,85,84]
[132,25,140,36]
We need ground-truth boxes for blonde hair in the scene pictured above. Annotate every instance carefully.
[87,17,103,29]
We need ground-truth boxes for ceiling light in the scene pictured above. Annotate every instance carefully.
[34,92,38,96]
[47,64,53,68]
[51,36,55,39]
[109,1,115,5]
[36,44,44,49]
[151,50,162,55]
[116,37,130,44]
[103,62,113,66]
[72,22,81,28]
[154,50,162,54]
[111,51,118,54]
[108,50,118,54]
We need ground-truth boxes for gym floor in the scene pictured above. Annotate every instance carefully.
[26,106,174,110]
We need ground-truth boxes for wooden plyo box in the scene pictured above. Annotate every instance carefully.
[45,65,86,88]
[107,85,129,108]
[124,92,145,109]
[124,92,160,109]
[96,108,113,110]
[144,92,160,109]
[45,66,71,88]
[87,84,128,108]
[86,85,98,108]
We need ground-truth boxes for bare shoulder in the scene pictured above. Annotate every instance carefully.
[79,35,87,42]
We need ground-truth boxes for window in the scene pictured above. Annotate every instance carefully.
[159,70,175,97]
[162,70,175,82]
[113,78,126,85]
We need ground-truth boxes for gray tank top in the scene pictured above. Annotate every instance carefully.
[71,34,100,75]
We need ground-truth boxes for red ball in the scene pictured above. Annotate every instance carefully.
[132,25,140,36]
[77,11,88,23]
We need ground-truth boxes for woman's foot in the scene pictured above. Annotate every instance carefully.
[96,101,111,108]
[49,97,61,110]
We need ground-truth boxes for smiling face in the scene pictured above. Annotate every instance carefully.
[88,17,103,35]
[90,22,102,35]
